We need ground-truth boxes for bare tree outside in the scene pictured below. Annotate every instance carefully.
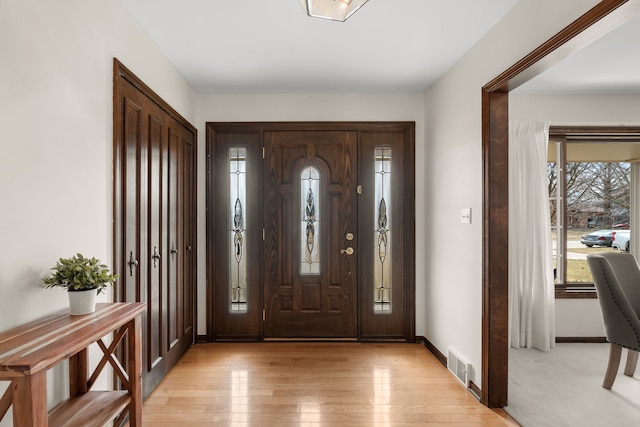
[564,162,630,228]
[550,161,630,284]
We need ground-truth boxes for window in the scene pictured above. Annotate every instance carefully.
[229,147,247,312]
[300,165,321,276]
[549,128,636,298]
[374,147,392,312]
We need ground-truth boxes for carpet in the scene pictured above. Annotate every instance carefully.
[505,343,640,426]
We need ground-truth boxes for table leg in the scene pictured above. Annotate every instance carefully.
[127,315,142,426]
[69,348,89,396]
[12,371,48,427]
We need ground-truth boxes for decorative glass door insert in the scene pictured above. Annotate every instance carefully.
[374,147,392,312]
[300,166,321,275]
[229,147,247,312]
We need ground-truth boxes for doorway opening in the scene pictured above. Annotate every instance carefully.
[482,0,636,407]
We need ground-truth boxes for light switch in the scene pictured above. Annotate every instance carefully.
[461,208,471,224]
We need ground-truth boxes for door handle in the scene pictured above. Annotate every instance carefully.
[170,242,178,258]
[340,247,354,255]
[152,246,161,268]
[128,250,139,276]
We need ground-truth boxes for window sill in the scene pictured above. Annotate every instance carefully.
[555,285,597,299]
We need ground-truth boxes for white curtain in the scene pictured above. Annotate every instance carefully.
[509,120,555,351]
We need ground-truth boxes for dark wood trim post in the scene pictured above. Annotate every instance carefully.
[481,90,509,407]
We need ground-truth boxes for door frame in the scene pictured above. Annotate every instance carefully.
[481,0,635,407]
[206,121,415,342]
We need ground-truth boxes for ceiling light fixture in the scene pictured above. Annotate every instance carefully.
[298,0,369,22]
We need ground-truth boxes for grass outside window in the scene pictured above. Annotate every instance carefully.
[555,229,618,290]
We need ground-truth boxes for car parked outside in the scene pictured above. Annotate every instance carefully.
[580,229,614,247]
[612,229,631,252]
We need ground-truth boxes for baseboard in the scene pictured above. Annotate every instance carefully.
[491,408,521,426]
[196,334,208,343]
[416,335,447,367]
[416,335,606,408]
[555,337,607,343]
[469,381,481,400]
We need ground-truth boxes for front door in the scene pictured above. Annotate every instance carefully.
[207,122,415,341]
[264,131,358,338]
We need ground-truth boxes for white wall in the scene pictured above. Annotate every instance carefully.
[423,0,603,386]
[555,299,605,337]
[1,0,629,419]
[0,0,195,424]
[510,91,640,337]
[194,93,426,335]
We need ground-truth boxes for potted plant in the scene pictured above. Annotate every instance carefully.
[43,253,118,315]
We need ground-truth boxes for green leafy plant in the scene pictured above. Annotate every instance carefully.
[43,253,118,294]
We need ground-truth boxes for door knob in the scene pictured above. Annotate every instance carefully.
[340,247,354,255]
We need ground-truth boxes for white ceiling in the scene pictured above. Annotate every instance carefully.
[122,0,640,95]
[516,12,640,93]
[121,0,519,94]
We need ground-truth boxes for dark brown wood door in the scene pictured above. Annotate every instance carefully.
[114,60,196,398]
[206,122,415,342]
[264,131,358,338]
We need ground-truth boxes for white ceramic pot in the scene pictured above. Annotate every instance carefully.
[67,289,98,315]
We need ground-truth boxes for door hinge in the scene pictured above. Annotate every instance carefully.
[262,309,266,322]
[357,185,363,194]
[262,228,265,241]
[262,147,265,159]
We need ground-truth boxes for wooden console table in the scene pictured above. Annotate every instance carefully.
[0,302,145,427]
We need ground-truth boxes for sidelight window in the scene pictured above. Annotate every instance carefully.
[229,147,247,312]
[300,166,321,275]
[374,147,392,312]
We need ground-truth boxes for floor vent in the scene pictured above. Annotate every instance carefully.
[447,348,470,387]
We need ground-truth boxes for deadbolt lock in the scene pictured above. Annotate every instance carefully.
[346,232,354,241]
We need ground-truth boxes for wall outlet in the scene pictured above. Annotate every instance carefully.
[461,208,471,224]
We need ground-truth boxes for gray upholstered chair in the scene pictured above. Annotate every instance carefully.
[586,252,640,389]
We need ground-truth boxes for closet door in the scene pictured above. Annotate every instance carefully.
[163,117,195,368]
[114,60,196,398]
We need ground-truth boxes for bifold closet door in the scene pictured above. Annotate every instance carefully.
[114,60,196,398]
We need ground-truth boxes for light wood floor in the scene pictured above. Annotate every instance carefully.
[142,342,519,426]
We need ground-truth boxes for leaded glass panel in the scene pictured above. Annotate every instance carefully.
[229,147,247,312]
[300,166,321,275]
[374,147,392,312]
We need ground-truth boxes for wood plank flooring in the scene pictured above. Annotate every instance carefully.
[142,342,519,426]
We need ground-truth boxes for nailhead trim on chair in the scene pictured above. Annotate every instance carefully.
[595,258,640,352]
